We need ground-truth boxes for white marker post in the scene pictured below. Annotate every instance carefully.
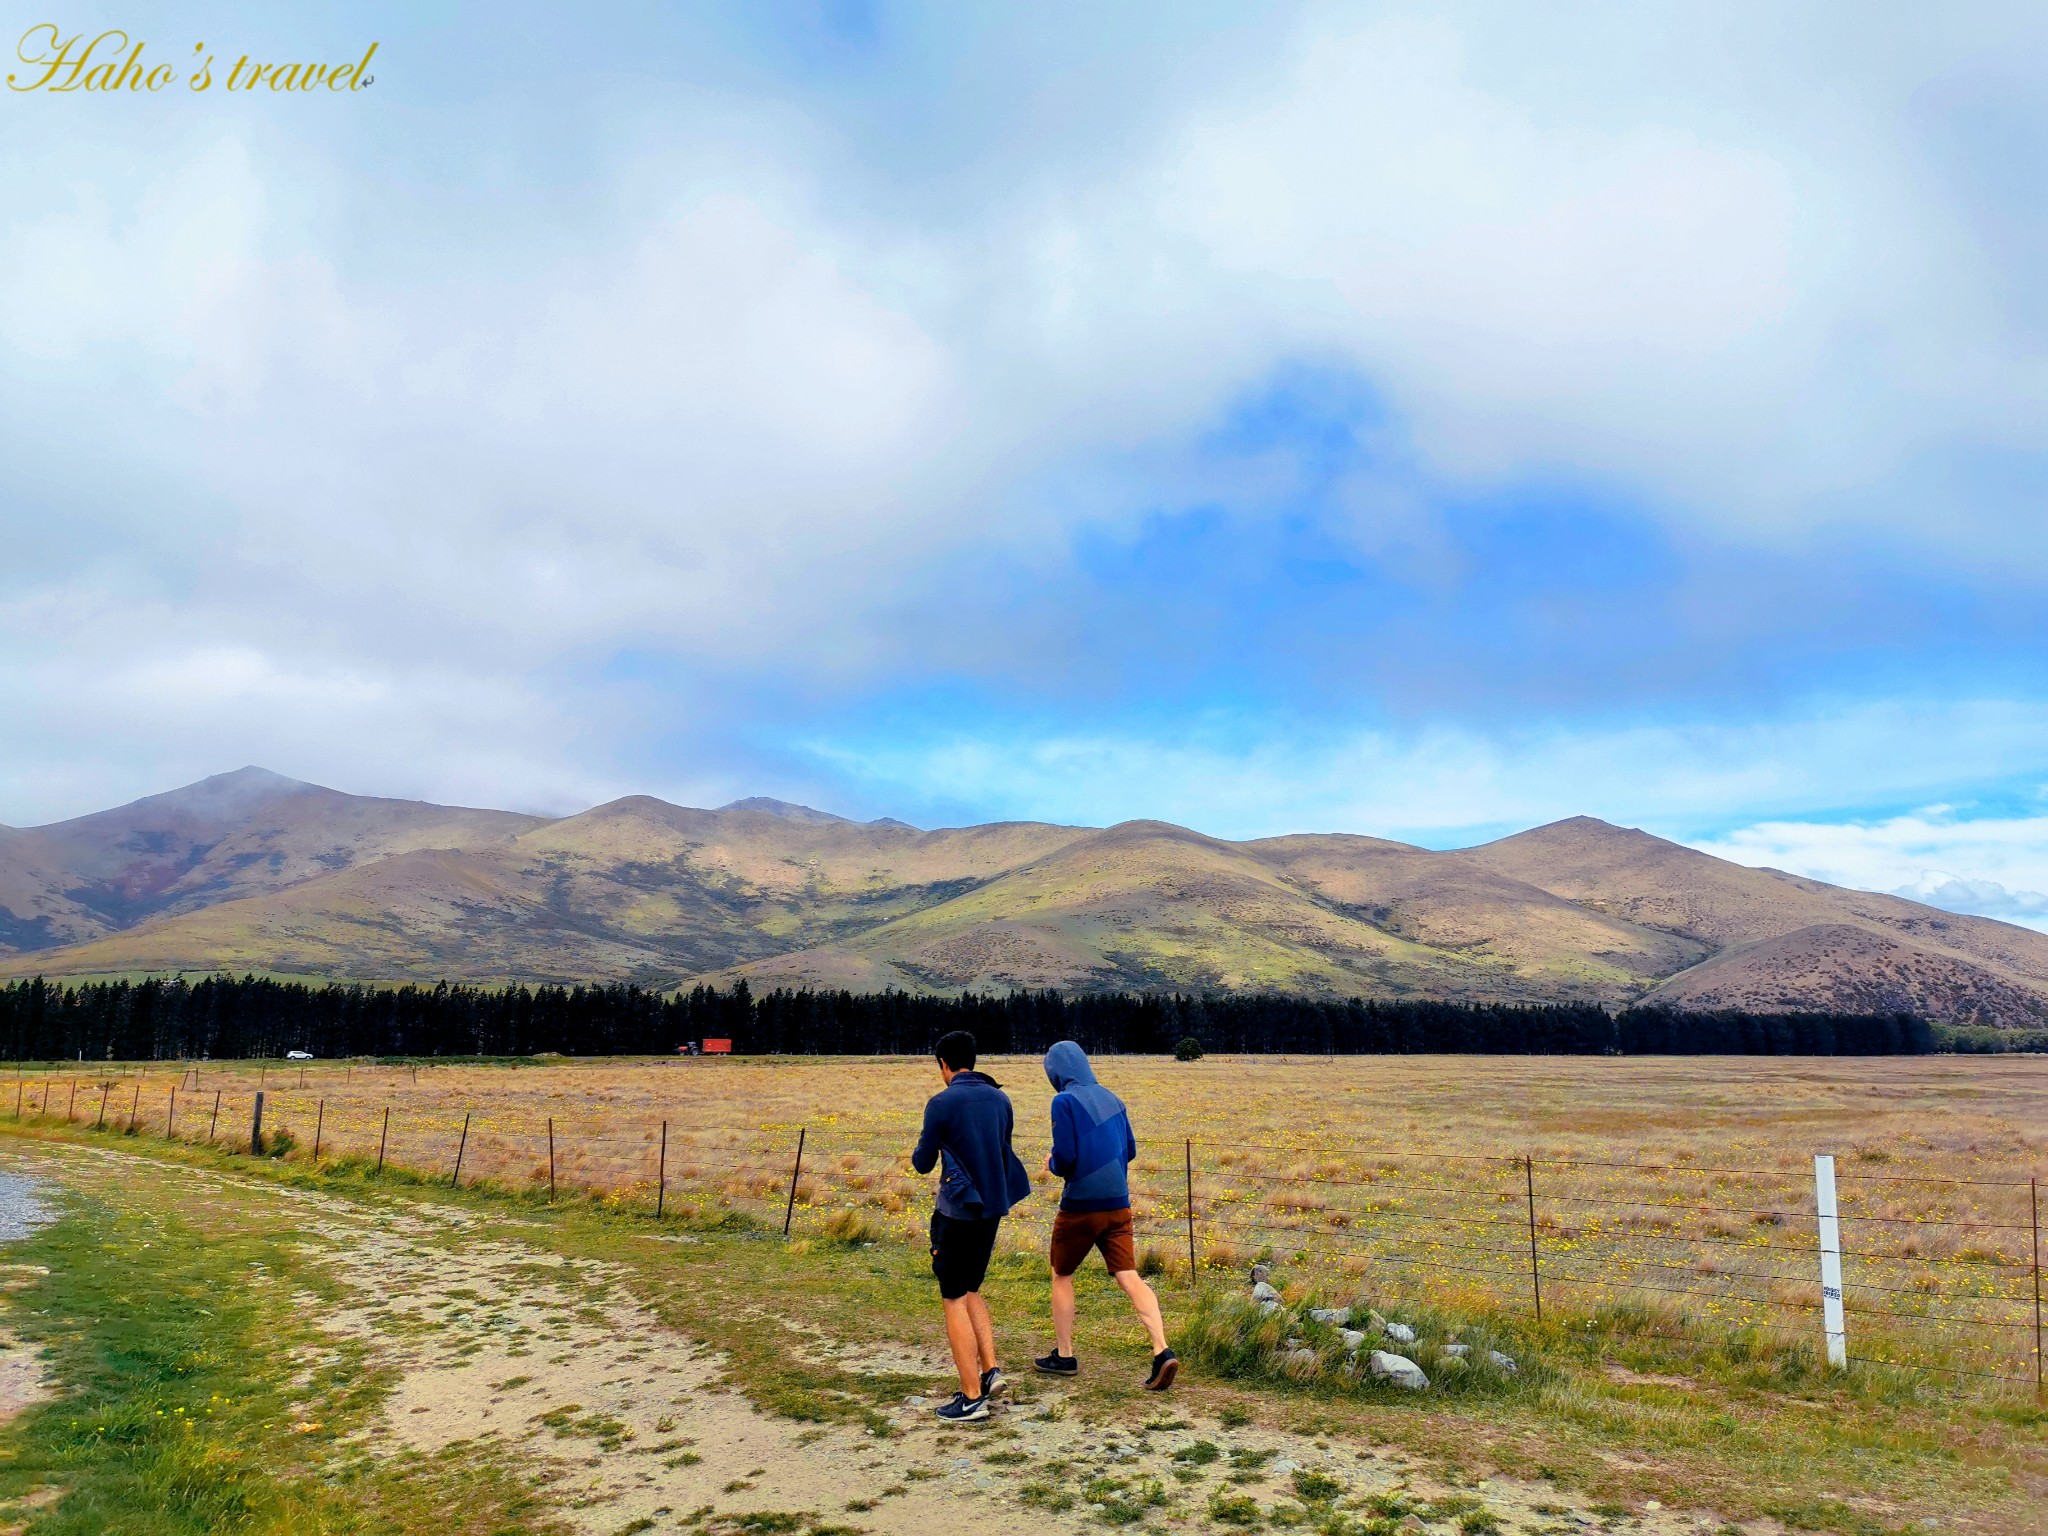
[1814,1154,1847,1370]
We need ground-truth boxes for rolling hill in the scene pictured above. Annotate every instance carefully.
[3,771,2045,1025]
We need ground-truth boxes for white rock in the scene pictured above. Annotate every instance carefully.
[1381,1321,1416,1345]
[1340,1329,1367,1350]
[1440,1343,1471,1358]
[1258,1299,1282,1315]
[1251,1280,1282,1302]
[1367,1350,1429,1389]
[1272,1458,1299,1475]
[1308,1307,1351,1325]
[1488,1350,1519,1374]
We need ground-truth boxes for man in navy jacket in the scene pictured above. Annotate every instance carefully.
[911,1030,1032,1421]
[1036,1040,1176,1390]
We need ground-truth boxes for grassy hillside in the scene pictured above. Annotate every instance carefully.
[6,772,2048,1024]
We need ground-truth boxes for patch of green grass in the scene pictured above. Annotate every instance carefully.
[0,1183,556,1534]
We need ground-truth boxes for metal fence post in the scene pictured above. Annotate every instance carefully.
[1184,1138,1197,1284]
[1814,1154,1847,1370]
[1525,1155,1543,1323]
[782,1126,807,1237]
[656,1120,668,1218]
[451,1111,471,1187]
[250,1091,265,1155]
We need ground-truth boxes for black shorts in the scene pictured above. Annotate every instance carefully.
[930,1211,1001,1300]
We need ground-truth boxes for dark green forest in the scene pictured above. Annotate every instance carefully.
[0,974,1938,1060]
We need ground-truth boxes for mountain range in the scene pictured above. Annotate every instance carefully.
[2,767,2043,1025]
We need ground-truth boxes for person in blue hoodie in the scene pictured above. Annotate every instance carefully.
[1035,1040,1177,1390]
[911,1030,1032,1422]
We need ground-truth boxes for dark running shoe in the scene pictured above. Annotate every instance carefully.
[981,1365,1008,1400]
[1144,1349,1179,1391]
[1033,1348,1078,1375]
[935,1391,989,1422]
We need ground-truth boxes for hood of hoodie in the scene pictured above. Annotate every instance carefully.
[1043,1040,1097,1092]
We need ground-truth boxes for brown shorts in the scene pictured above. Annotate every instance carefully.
[1050,1207,1137,1276]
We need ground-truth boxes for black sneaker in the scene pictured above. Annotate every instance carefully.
[1033,1349,1078,1375]
[1144,1349,1179,1391]
[981,1366,1008,1400]
[935,1391,989,1422]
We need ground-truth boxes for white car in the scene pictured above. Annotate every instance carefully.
[285,1050,314,1061]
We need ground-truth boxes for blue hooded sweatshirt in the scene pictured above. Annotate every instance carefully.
[911,1069,1033,1221]
[1044,1041,1136,1213]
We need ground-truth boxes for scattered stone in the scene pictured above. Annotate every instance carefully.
[1272,1457,1299,1475]
[1645,1501,1662,1512]
[1381,1321,1417,1345]
[1258,1300,1282,1315]
[1367,1309,1388,1331]
[1251,1280,1283,1303]
[950,1456,976,1473]
[1281,1346,1320,1373]
[1367,1350,1429,1389]
[1488,1350,1519,1374]
[1307,1307,1350,1326]
[1440,1343,1471,1359]
[1339,1329,1367,1351]
[904,1395,930,1407]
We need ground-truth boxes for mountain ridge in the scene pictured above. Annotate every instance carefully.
[2,770,2043,1025]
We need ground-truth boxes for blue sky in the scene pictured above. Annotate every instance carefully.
[5,2,2048,927]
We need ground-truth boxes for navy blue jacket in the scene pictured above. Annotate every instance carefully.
[1045,1041,1136,1213]
[911,1069,1032,1221]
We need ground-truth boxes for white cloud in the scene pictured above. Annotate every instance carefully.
[1693,809,2048,934]
[804,697,2048,846]
[6,7,2048,822]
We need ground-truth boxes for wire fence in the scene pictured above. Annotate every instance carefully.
[5,1063,2041,1401]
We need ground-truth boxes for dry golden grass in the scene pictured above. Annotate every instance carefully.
[21,1051,2046,1393]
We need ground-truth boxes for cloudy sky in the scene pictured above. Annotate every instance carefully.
[6,2,2048,927]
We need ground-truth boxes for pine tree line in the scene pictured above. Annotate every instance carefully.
[0,975,1935,1061]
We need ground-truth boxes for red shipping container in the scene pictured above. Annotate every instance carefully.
[702,1038,733,1054]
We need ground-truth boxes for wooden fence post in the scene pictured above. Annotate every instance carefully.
[251,1091,265,1156]
[2031,1177,2041,1407]
[547,1116,556,1204]
[208,1090,222,1143]
[313,1100,324,1162]
[1184,1138,1197,1285]
[12,1080,19,1119]
[126,1083,138,1132]
[451,1112,471,1187]
[167,1087,177,1139]
[656,1120,668,1218]
[94,1084,108,1130]
[782,1127,807,1237]
[377,1108,390,1173]
[1525,1155,1543,1324]
[66,1080,75,1122]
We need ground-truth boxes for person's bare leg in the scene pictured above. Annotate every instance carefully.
[1113,1269,1169,1354]
[1050,1268,1078,1355]
[965,1291,999,1375]
[942,1297,981,1397]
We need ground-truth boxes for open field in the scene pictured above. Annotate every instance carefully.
[0,1055,2042,1534]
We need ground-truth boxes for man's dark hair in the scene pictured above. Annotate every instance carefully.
[934,1030,977,1072]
